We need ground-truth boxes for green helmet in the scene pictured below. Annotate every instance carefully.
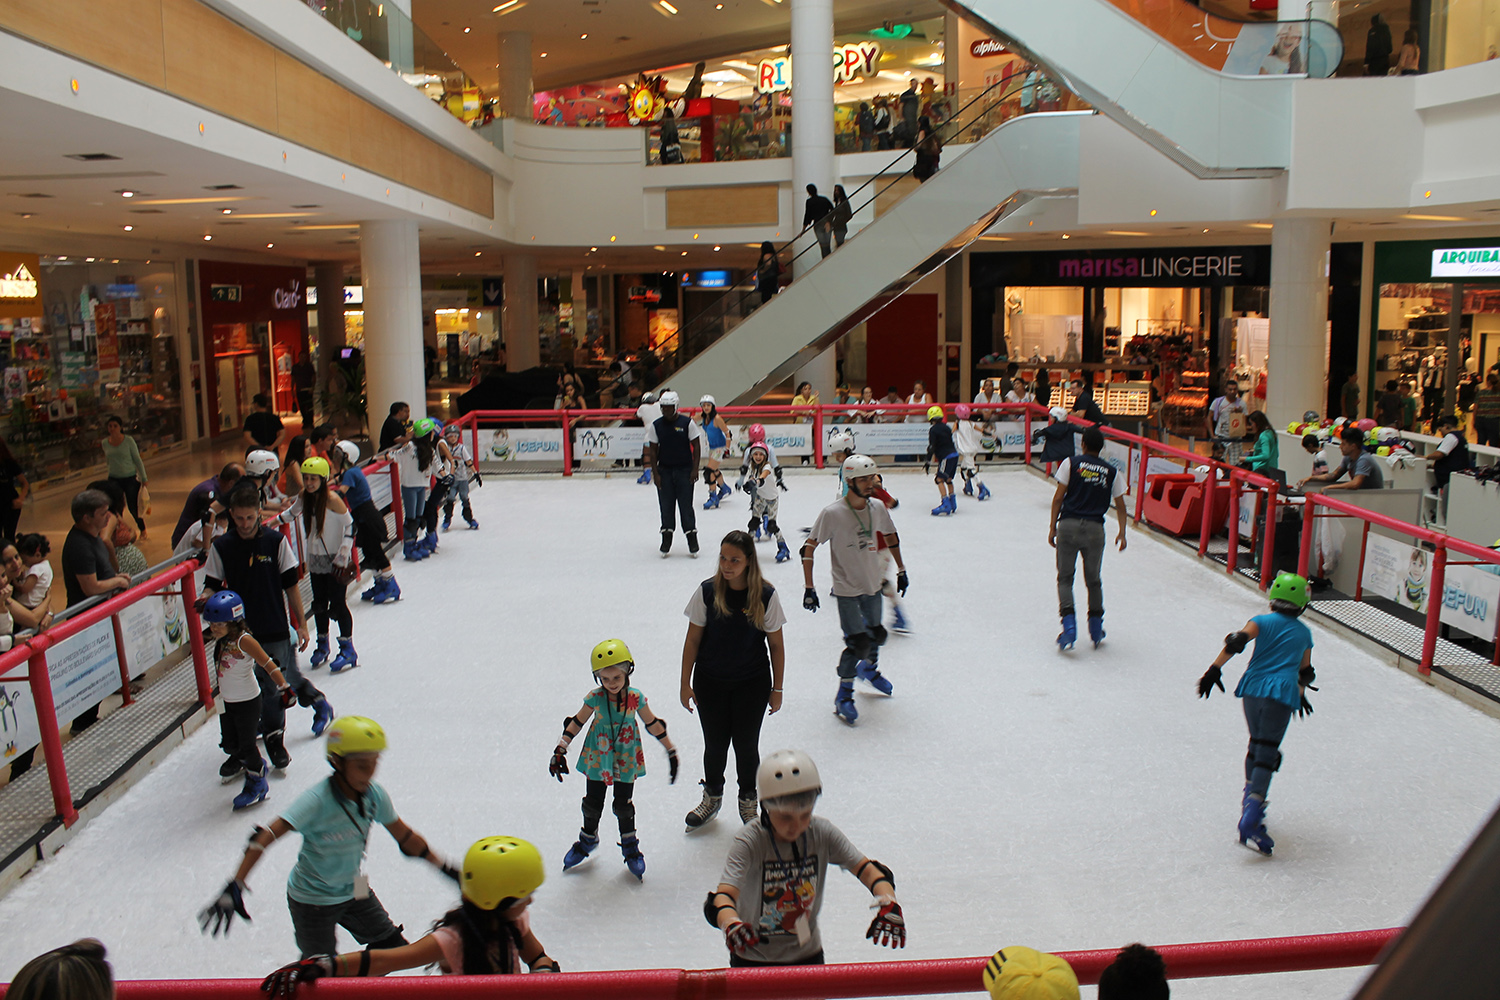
[1268,572,1309,608]
[413,417,436,438]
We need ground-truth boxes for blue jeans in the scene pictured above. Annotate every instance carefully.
[443,476,472,520]
[835,593,884,679]
[1242,695,1294,800]
[400,485,427,531]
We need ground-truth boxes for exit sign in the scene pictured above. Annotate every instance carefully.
[209,284,242,303]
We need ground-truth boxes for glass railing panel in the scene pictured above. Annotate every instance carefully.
[1098,1,1342,76]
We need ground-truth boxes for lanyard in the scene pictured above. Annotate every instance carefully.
[330,777,373,848]
[845,496,873,540]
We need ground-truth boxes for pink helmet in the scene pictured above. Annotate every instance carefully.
[748,423,766,445]
[1355,418,1377,432]
[954,403,972,420]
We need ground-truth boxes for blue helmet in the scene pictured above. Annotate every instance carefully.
[203,590,246,624]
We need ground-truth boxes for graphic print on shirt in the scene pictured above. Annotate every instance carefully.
[756,852,820,943]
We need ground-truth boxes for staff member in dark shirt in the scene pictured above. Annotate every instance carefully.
[647,391,703,557]
[61,489,134,733]
[203,483,333,768]
[1048,427,1127,651]
[171,463,244,548]
[802,184,835,259]
[1069,378,1107,426]
[242,394,286,454]
[379,402,411,453]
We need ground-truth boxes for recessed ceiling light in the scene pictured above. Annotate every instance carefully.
[136,196,249,205]
[16,213,32,219]
[85,257,95,262]
[266,243,274,248]
[221,208,233,214]
[493,0,518,10]
[713,245,721,251]
[580,33,588,39]
[463,26,471,32]
[57,256,67,260]
[119,190,134,198]
[474,251,482,256]
[1061,234,1070,239]
[202,234,212,241]
[1247,223,1273,229]
[609,235,617,242]
[1149,209,1158,216]
[658,0,679,13]
[1104,231,1148,236]
[653,245,666,251]
[540,51,548,57]
[590,246,598,251]
[64,152,120,161]
[122,225,133,231]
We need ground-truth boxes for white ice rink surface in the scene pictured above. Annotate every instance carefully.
[2,468,1499,998]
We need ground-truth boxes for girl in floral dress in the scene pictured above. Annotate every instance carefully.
[548,639,678,880]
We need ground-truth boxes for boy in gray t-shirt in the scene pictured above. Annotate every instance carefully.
[706,749,905,966]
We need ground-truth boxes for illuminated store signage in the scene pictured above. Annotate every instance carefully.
[970,39,1008,57]
[1059,253,1245,279]
[1431,247,1500,278]
[757,41,882,93]
[272,280,302,310]
[971,246,1271,288]
[0,263,38,299]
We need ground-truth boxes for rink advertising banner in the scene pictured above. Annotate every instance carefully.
[120,593,189,679]
[1438,565,1500,638]
[480,428,565,464]
[821,422,1029,457]
[573,426,648,461]
[1360,534,1433,613]
[730,423,813,458]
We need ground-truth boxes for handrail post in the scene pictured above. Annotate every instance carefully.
[561,411,573,477]
[1298,499,1315,578]
[29,648,77,826]
[1420,545,1447,676]
[1260,483,1279,591]
[1024,406,1032,466]
[1134,437,1148,524]
[1227,475,1241,575]
[181,568,214,711]
[110,613,133,706]
[390,461,404,541]
[813,405,824,470]
[470,415,480,473]
[1197,469,1214,559]
[1354,521,1371,601]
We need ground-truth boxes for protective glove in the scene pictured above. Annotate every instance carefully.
[803,587,819,612]
[531,956,561,973]
[1297,692,1315,718]
[439,861,461,884]
[1198,665,1225,699]
[667,747,679,784]
[866,900,906,948]
[778,479,788,492]
[923,461,931,475]
[549,745,569,781]
[198,879,250,937]
[473,472,483,487]
[278,686,296,709]
[260,955,334,998]
[1299,664,1319,691]
[896,571,909,596]
[724,920,759,954]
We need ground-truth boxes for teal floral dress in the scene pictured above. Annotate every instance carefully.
[577,686,648,784]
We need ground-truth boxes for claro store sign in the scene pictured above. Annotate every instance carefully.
[970,246,1271,288]
[1431,247,1500,278]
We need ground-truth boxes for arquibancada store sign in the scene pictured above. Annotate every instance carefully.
[971,245,1272,288]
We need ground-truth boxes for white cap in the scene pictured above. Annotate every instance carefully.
[659,390,680,407]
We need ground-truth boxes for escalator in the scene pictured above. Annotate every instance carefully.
[665,0,1341,405]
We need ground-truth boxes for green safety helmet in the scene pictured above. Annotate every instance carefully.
[413,417,436,438]
[1268,572,1309,609]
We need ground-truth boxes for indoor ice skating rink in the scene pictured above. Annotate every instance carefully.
[3,467,1498,999]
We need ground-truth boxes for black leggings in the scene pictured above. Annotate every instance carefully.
[424,478,451,535]
[694,669,772,799]
[581,779,635,836]
[350,501,390,572]
[110,475,147,532]
[218,696,264,773]
[310,572,352,638]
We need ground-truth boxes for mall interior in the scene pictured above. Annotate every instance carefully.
[0,0,1499,556]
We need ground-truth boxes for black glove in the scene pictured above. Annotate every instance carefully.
[896,571,909,596]
[1298,692,1315,718]
[439,861,461,884]
[724,920,759,954]
[261,956,334,998]
[1299,664,1319,691]
[923,461,930,475]
[667,747,679,784]
[803,587,819,612]
[278,686,296,709]
[866,900,906,948]
[531,956,561,973]
[1198,665,1225,699]
[198,879,250,937]
[473,472,483,487]
[778,479,788,492]
[549,746,569,781]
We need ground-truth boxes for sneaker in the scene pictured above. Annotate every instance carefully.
[684,785,722,830]
[737,796,758,825]
[563,831,599,870]
[856,658,893,695]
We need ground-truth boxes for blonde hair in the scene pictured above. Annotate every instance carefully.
[712,531,767,631]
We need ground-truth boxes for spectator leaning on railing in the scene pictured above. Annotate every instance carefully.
[171,462,244,548]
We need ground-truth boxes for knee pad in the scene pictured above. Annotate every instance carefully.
[612,798,637,829]
[580,798,603,824]
[960,467,975,483]
[869,624,888,647]
[845,632,874,660]
[371,928,408,951]
[1249,738,1283,772]
[702,468,715,486]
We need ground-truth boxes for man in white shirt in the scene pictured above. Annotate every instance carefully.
[646,391,704,556]
[635,391,663,484]
[1207,381,1248,465]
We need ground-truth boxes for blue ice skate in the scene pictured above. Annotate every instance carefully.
[403,539,423,562]
[371,576,401,604]
[1057,613,1077,651]
[718,482,731,500]
[775,539,791,563]
[309,634,330,669]
[1238,796,1274,856]
[978,483,992,501]
[834,680,858,725]
[620,835,646,881]
[703,491,720,510]
[360,581,380,602]
[1088,615,1105,649]
[419,531,439,556]
[329,638,358,673]
[232,766,269,810]
[311,698,335,736]
[855,659,893,695]
[931,498,948,516]
[890,606,911,635]
[963,479,974,497]
[563,831,599,871]
[442,514,452,532]
[945,494,957,513]
[465,516,480,530]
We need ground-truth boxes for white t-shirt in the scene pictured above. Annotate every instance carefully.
[684,585,787,631]
[807,498,897,597]
[215,635,262,704]
[973,391,1001,406]
[636,402,663,427]
[905,393,932,423]
[1437,432,1461,456]
[18,560,52,610]
[644,415,704,445]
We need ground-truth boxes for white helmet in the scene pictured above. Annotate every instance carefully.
[641,391,658,405]
[334,440,361,467]
[659,390,680,408]
[841,454,878,478]
[757,749,822,804]
[1049,407,1068,422]
[245,450,280,478]
[699,393,715,406]
[828,430,855,454]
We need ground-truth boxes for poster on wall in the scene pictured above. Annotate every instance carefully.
[94,302,120,377]
[480,428,564,464]
[1438,565,1500,639]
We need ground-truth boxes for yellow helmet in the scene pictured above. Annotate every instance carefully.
[300,456,331,480]
[927,405,945,420]
[462,836,545,910]
[325,716,386,757]
[590,639,634,674]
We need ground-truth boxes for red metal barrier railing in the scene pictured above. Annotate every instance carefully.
[0,559,212,826]
[22,927,1397,999]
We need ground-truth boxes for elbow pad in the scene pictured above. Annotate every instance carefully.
[1223,631,1250,656]
[856,858,895,889]
[646,717,668,741]
[704,891,734,928]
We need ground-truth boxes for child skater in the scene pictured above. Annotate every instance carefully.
[802,455,908,723]
[203,590,292,809]
[700,395,734,509]
[826,430,855,498]
[13,533,53,612]
[300,457,357,673]
[420,423,456,555]
[737,424,785,539]
[261,835,558,994]
[549,640,679,880]
[744,444,792,563]
[1032,406,1083,474]
[393,418,437,562]
[924,405,958,515]
[441,423,480,530]
[951,404,992,501]
[705,749,906,966]
[1197,571,1317,856]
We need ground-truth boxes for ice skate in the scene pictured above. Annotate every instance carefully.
[931,498,948,516]
[1088,615,1105,648]
[963,479,974,497]
[562,831,599,870]
[232,766,269,810]
[945,494,958,514]
[775,539,791,563]
[856,659,893,695]
[309,634,330,669]
[371,576,401,604]
[442,514,452,532]
[465,517,479,530]
[1058,613,1077,651]
[687,530,700,557]
[978,483,992,501]
[753,520,763,541]
[419,531,439,556]
[718,482,732,500]
[1238,796,1274,856]
[702,492,720,510]
[329,638,358,673]
[219,758,244,784]
[360,581,380,601]
[890,605,911,635]
[684,785,722,831]
[660,530,673,557]
[264,729,290,771]
[311,698,334,736]
[620,835,646,880]
[402,539,422,562]
[737,796,758,824]
[834,680,858,725]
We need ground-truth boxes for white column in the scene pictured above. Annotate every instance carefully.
[791,0,837,401]
[360,220,427,426]
[1268,217,1330,425]
[497,31,532,121]
[314,263,345,417]
[503,253,539,371]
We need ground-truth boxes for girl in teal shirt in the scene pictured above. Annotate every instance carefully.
[1239,410,1279,474]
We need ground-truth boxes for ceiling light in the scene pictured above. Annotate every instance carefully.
[1104,231,1148,236]
[1424,190,1432,198]
[86,257,95,262]
[658,0,679,13]
[653,245,666,251]
[493,0,518,10]
[1247,223,1273,229]
[590,246,598,251]
[221,208,233,214]
[1203,229,1210,233]
[1061,234,1069,239]
[540,51,548,57]
[713,245,721,251]
[119,190,134,198]
[463,26,471,33]
[202,234,212,241]
[474,251,482,256]
[122,225,133,231]
[136,196,250,205]
[57,256,67,260]
[16,213,32,219]
[266,243,274,248]
[1149,209,1158,216]
[716,2,723,7]
[609,235,617,242]
[1403,213,1467,222]
[580,33,588,39]
[681,251,688,256]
